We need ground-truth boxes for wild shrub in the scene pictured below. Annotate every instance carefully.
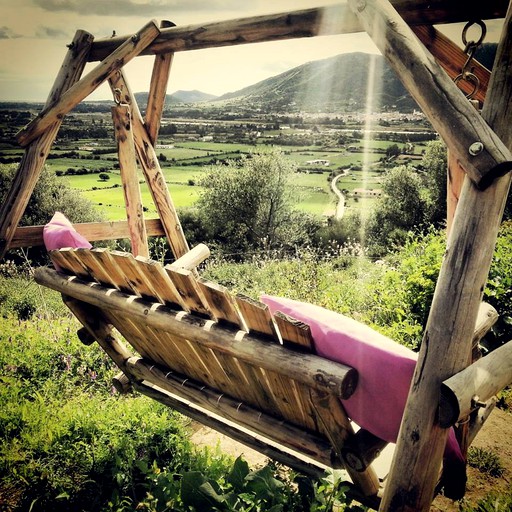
[467,447,505,478]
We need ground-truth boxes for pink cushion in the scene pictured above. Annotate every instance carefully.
[43,212,92,252]
[262,294,415,443]
[261,295,466,498]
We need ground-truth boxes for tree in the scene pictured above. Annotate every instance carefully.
[385,143,401,159]
[421,140,447,226]
[197,150,319,258]
[98,172,110,182]
[366,165,430,255]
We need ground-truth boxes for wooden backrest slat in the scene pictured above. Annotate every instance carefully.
[88,248,136,294]
[235,294,280,340]
[197,278,247,329]
[164,265,213,317]
[51,248,91,279]
[75,248,120,289]
[274,311,314,352]
[134,255,186,309]
[108,250,158,298]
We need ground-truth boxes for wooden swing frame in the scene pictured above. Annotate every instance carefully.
[1,1,512,510]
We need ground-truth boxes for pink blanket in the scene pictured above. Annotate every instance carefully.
[261,294,466,499]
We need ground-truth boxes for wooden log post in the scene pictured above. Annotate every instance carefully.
[145,20,175,146]
[108,70,190,260]
[16,21,160,147]
[111,104,149,257]
[310,390,381,500]
[169,243,210,270]
[0,30,93,260]
[347,0,512,191]
[439,339,512,427]
[360,1,512,509]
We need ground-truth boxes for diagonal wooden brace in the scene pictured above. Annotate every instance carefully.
[16,20,160,147]
[347,0,512,190]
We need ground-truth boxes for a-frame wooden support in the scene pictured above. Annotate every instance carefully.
[1,3,511,511]
[344,1,512,510]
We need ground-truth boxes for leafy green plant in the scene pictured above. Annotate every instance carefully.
[467,447,505,478]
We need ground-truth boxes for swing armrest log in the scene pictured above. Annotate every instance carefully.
[439,339,512,427]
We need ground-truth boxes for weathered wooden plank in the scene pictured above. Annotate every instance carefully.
[235,294,280,339]
[16,21,160,147]
[10,219,166,249]
[274,311,314,351]
[51,248,91,279]
[88,248,137,294]
[347,0,512,190]
[111,104,149,258]
[164,266,212,317]
[0,30,93,259]
[108,70,190,260]
[379,1,512,509]
[88,2,508,61]
[197,278,247,329]
[34,266,358,399]
[127,357,335,471]
[134,255,185,308]
[73,248,120,289]
[145,20,175,145]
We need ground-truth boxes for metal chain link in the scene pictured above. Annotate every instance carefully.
[454,20,487,100]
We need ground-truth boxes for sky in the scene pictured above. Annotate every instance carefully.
[0,0,505,102]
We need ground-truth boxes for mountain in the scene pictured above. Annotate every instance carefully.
[134,45,498,114]
[213,52,419,112]
[134,89,217,107]
[172,90,218,103]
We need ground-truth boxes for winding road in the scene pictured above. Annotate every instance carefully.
[331,173,346,219]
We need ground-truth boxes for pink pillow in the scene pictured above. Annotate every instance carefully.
[262,294,416,443]
[43,212,92,252]
[261,295,466,498]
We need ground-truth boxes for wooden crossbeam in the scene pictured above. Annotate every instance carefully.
[87,2,508,61]
[9,219,166,248]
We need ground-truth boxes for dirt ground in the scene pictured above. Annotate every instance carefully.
[191,407,512,511]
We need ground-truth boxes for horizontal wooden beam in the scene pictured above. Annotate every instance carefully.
[9,218,165,249]
[133,380,329,478]
[439,339,512,427]
[87,1,508,61]
[34,266,358,399]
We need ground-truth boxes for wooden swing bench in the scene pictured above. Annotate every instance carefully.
[34,244,386,503]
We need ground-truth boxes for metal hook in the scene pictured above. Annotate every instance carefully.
[454,72,480,100]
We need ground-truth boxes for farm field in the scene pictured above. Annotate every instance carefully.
[44,138,398,220]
